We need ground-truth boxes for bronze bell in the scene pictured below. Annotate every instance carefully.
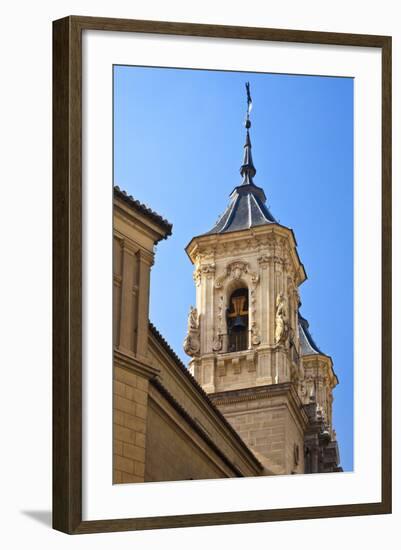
[231,315,247,331]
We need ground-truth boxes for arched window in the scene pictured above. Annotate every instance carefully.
[227,287,249,352]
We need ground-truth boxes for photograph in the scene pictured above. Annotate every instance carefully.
[112,65,353,483]
[0,0,395,543]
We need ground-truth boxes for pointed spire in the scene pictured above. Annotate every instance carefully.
[202,82,277,236]
[240,82,257,184]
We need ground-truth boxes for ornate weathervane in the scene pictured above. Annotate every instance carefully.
[245,81,253,128]
[240,82,256,184]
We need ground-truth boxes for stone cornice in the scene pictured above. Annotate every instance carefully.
[186,224,306,286]
[136,247,155,266]
[114,200,170,246]
[209,381,291,403]
[121,240,139,256]
[114,347,160,380]
[209,382,309,428]
[113,230,156,266]
[114,186,172,238]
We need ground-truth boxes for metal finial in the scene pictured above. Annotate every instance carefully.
[245,82,253,128]
[240,82,256,182]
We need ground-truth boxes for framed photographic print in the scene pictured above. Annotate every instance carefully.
[53,16,392,534]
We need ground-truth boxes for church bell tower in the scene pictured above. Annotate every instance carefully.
[184,84,340,475]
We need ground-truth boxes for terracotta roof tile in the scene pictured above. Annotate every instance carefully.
[114,185,172,238]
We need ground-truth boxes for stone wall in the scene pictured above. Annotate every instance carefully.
[113,365,149,483]
[145,386,243,482]
[210,383,307,475]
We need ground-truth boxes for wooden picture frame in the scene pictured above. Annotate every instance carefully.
[53,15,392,534]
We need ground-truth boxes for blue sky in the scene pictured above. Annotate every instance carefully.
[114,65,354,472]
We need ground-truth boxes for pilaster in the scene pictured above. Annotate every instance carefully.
[135,248,154,361]
[118,239,138,354]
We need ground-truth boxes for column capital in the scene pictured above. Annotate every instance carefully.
[137,247,154,266]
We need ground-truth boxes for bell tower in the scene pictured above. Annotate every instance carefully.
[184,84,340,475]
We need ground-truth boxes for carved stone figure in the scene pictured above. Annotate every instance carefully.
[183,306,200,357]
[299,380,307,396]
[251,322,260,346]
[212,334,223,352]
[183,334,200,356]
[188,306,199,331]
[275,292,289,345]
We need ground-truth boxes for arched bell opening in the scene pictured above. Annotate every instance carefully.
[226,287,249,352]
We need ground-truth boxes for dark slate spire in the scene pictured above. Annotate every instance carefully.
[240,129,257,185]
[205,83,276,235]
[298,312,325,356]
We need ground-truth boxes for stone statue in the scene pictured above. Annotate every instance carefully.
[183,306,200,357]
[188,306,199,331]
[275,292,289,345]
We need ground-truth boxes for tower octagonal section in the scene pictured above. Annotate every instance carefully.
[185,222,306,394]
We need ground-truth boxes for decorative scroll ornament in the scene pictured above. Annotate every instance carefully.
[215,261,259,289]
[183,306,200,357]
[275,292,289,345]
[194,263,216,285]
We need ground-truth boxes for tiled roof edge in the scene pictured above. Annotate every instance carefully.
[114,185,172,238]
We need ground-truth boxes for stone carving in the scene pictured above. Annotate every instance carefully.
[212,334,223,352]
[194,250,215,264]
[216,294,224,338]
[257,254,270,267]
[251,323,260,346]
[202,263,216,275]
[210,232,282,259]
[193,269,201,287]
[188,306,198,330]
[215,261,259,289]
[194,263,216,285]
[275,292,289,345]
[212,294,225,353]
[231,262,245,280]
[183,306,200,357]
